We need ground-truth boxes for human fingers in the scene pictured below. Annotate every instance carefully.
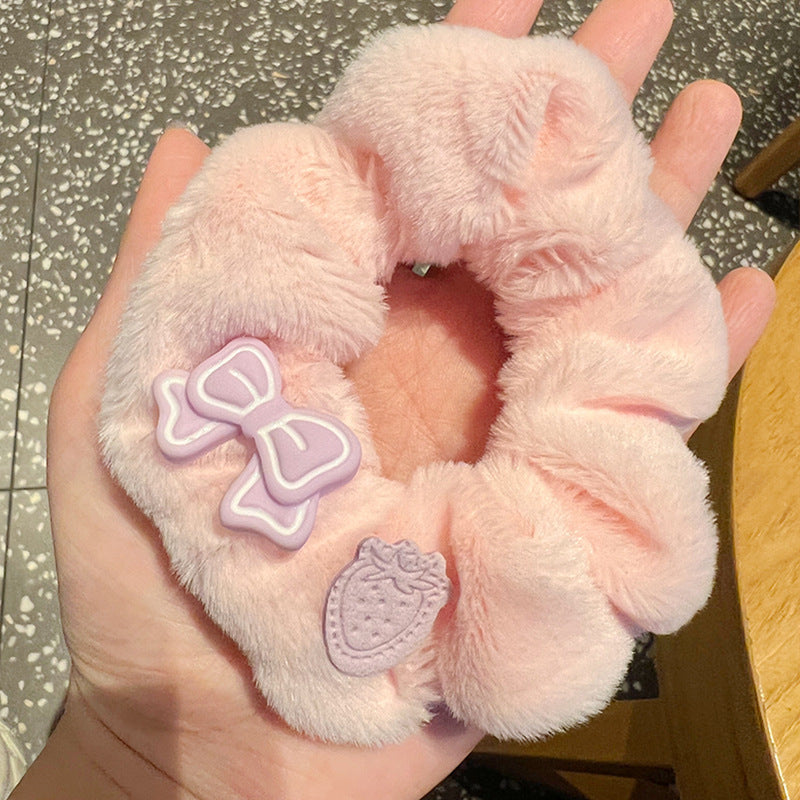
[444,0,543,37]
[649,80,742,229]
[682,267,774,441]
[718,267,777,380]
[573,0,674,104]
[578,8,764,375]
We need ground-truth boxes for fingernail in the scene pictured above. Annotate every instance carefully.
[164,119,196,133]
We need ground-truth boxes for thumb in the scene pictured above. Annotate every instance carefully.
[48,126,209,509]
[73,127,210,387]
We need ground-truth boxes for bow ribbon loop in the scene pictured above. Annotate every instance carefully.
[186,339,282,426]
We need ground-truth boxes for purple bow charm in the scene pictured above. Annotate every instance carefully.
[152,337,361,550]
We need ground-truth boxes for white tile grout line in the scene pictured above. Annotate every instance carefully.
[1,488,11,646]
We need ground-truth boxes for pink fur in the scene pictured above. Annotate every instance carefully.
[100,24,727,745]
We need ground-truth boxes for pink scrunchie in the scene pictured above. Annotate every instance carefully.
[101,24,726,745]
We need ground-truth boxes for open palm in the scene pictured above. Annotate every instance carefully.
[16,0,776,798]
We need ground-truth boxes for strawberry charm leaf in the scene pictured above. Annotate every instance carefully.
[361,550,430,594]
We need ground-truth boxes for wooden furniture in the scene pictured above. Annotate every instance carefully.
[661,240,800,800]
[734,243,800,798]
[475,243,800,799]
[734,118,800,198]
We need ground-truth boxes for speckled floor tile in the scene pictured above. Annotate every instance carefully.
[0,275,25,491]
[0,0,50,489]
[426,759,575,799]
[0,489,69,763]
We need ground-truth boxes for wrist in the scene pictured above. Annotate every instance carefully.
[9,684,189,800]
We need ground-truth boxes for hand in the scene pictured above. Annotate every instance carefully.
[13,1,775,799]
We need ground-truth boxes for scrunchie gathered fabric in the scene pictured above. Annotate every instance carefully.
[100,23,727,746]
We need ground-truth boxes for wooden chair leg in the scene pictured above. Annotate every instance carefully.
[734,117,800,198]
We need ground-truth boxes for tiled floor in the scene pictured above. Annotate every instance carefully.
[0,490,68,759]
[1,0,798,791]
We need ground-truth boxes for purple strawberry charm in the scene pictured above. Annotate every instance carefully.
[324,538,451,677]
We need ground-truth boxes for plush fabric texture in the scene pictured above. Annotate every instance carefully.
[100,23,728,745]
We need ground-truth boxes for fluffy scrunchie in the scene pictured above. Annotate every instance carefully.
[100,24,727,745]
